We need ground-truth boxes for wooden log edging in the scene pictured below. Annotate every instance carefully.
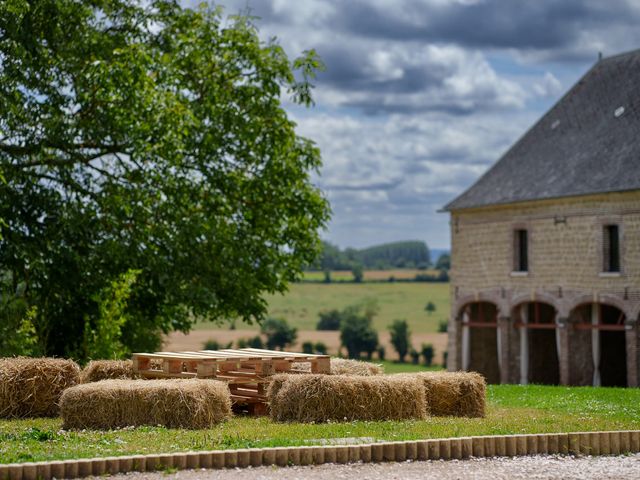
[1,431,639,480]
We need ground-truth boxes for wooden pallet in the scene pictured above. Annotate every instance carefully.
[131,348,330,415]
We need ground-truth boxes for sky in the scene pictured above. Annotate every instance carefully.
[207,0,640,250]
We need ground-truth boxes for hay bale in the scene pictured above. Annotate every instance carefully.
[290,358,383,376]
[329,358,383,376]
[80,360,138,383]
[267,374,426,423]
[0,357,81,418]
[398,371,486,418]
[60,379,232,430]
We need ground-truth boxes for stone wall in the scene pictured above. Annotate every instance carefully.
[447,190,640,386]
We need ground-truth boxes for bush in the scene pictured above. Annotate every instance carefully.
[410,348,420,365]
[437,319,449,333]
[314,342,328,355]
[203,340,232,351]
[302,341,314,354]
[377,345,386,361]
[339,306,378,359]
[424,301,436,315]
[316,309,341,331]
[388,319,411,363]
[421,343,435,366]
[261,317,297,351]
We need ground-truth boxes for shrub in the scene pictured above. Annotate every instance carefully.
[302,341,314,354]
[314,342,328,355]
[261,317,297,351]
[339,306,378,359]
[377,345,386,361]
[203,340,232,350]
[316,309,341,331]
[410,348,420,365]
[388,319,411,363]
[421,343,435,366]
[438,319,449,333]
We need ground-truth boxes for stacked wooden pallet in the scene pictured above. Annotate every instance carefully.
[131,348,330,415]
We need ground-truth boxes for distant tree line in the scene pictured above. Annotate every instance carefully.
[308,240,433,271]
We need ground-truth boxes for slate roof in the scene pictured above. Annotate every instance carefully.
[443,49,640,211]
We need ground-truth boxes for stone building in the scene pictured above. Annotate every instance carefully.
[443,49,640,387]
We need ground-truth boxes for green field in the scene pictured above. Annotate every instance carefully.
[2,385,639,463]
[197,281,450,333]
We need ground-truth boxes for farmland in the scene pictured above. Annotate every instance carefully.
[168,278,451,361]
[196,280,450,333]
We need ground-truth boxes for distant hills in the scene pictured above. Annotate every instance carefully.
[308,240,449,271]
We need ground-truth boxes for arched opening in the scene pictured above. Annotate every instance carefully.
[460,302,500,384]
[571,303,627,387]
[513,302,559,385]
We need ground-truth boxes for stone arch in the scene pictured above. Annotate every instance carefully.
[510,299,560,385]
[568,299,628,387]
[457,300,500,384]
[453,292,508,320]
[510,292,564,318]
[567,294,633,320]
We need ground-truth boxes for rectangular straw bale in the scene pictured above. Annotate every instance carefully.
[0,357,81,418]
[267,374,426,423]
[60,379,231,429]
[290,358,383,376]
[398,371,486,417]
[80,360,139,383]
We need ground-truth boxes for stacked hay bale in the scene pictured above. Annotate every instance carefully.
[60,379,232,429]
[290,357,383,376]
[267,374,426,423]
[0,357,81,418]
[396,371,486,418]
[80,360,138,383]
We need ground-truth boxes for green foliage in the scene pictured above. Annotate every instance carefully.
[0,275,41,356]
[316,309,341,331]
[351,263,364,283]
[339,305,379,359]
[203,339,232,351]
[421,343,435,366]
[83,269,139,360]
[435,254,451,270]
[388,319,411,362]
[377,345,386,361]
[410,348,420,365]
[314,342,328,355]
[323,270,332,283]
[425,301,437,315]
[0,0,330,361]
[437,319,449,333]
[308,240,430,271]
[261,318,297,351]
[301,341,314,354]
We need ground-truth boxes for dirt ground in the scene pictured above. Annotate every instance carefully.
[164,330,448,364]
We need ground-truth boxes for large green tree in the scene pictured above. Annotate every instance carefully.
[0,0,330,360]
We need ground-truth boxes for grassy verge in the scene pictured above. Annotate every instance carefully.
[2,385,639,464]
[377,360,444,374]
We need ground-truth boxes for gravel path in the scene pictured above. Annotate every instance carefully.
[112,454,640,480]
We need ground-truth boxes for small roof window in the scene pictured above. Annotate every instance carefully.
[551,120,560,130]
[614,106,625,117]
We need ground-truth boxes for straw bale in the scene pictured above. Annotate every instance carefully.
[267,374,426,423]
[80,360,138,383]
[398,371,486,417]
[0,357,81,418]
[60,379,232,430]
[290,358,383,376]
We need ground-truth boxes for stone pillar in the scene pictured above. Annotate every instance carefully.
[520,304,529,385]
[448,313,463,371]
[556,317,570,386]
[498,316,512,384]
[625,320,639,388]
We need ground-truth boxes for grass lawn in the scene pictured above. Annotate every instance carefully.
[196,282,450,334]
[378,360,444,374]
[2,385,639,464]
